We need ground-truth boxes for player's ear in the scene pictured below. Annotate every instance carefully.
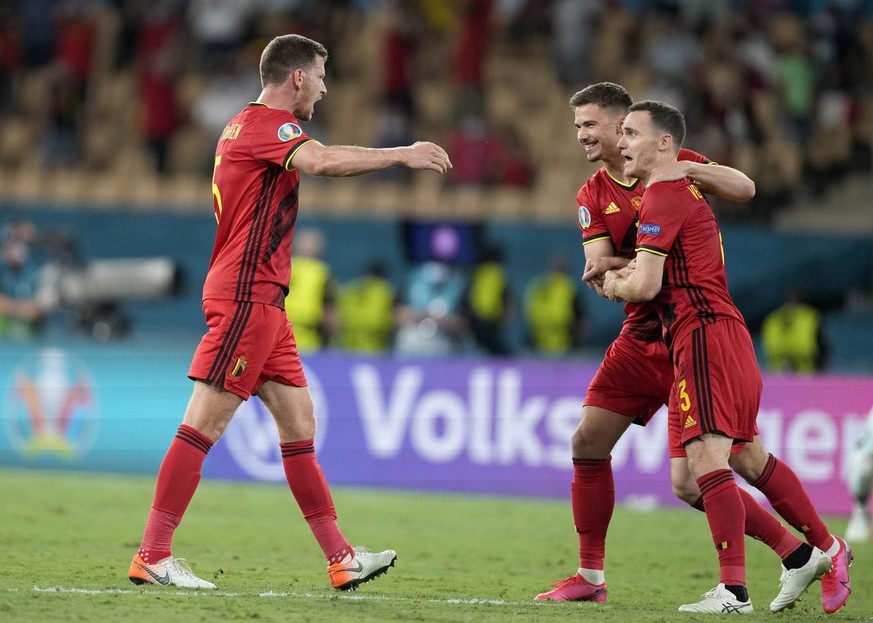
[659,134,673,152]
[291,68,305,88]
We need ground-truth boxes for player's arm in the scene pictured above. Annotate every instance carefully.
[290,140,451,176]
[581,238,629,297]
[648,162,755,202]
[602,250,665,303]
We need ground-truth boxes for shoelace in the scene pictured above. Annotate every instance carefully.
[550,575,583,589]
[700,587,722,599]
[169,557,198,579]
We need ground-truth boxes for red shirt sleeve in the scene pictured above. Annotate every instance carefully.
[578,181,610,244]
[250,112,313,170]
[678,148,711,164]
[635,182,688,257]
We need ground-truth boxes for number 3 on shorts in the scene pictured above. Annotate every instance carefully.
[678,378,691,412]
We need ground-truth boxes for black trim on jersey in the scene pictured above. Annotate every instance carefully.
[692,327,717,433]
[206,301,254,385]
[283,138,313,170]
[637,244,668,257]
[619,221,638,258]
[582,232,611,245]
[623,315,662,342]
[263,183,299,264]
[234,166,281,301]
[670,237,717,328]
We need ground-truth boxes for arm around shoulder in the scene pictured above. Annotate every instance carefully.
[686,162,756,203]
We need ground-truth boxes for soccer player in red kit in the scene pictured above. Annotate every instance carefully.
[600,100,831,613]
[536,84,851,615]
[127,34,451,590]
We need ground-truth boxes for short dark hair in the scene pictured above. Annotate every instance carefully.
[569,82,633,113]
[627,100,686,147]
[260,34,329,87]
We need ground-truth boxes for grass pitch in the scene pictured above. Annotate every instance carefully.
[0,468,869,622]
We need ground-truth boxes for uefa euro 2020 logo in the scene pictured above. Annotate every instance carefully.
[3,348,98,459]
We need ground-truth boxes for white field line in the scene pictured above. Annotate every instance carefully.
[22,586,531,607]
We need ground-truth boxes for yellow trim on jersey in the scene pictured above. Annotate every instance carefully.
[582,233,611,245]
[636,245,668,257]
[605,169,638,188]
[283,139,314,171]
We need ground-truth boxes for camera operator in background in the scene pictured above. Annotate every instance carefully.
[0,219,46,339]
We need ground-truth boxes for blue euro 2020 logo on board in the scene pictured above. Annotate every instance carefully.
[3,348,98,459]
[223,369,328,481]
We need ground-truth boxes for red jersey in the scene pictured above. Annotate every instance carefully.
[577,149,709,341]
[634,179,744,348]
[203,103,313,308]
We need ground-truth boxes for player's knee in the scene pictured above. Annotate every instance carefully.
[571,426,608,459]
[730,453,765,484]
[671,475,700,505]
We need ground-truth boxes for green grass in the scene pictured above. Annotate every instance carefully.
[0,469,869,622]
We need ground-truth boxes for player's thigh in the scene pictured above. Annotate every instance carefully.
[584,334,672,426]
[573,405,635,458]
[257,380,316,443]
[182,380,244,441]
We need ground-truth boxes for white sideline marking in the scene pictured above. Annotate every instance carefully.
[27,586,525,607]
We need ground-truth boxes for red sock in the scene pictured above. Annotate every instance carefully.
[737,488,802,559]
[752,454,835,552]
[571,457,614,570]
[139,424,213,563]
[281,440,352,565]
[690,491,801,560]
[697,469,746,587]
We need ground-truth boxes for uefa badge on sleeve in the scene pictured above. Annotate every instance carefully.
[277,123,302,142]
[578,205,592,229]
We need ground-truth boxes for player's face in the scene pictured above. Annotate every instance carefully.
[295,56,327,121]
[617,110,659,180]
[573,104,623,163]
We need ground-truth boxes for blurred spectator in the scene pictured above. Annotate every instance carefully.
[462,244,513,355]
[445,112,495,186]
[523,254,585,355]
[380,2,418,118]
[0,0,21,113]
[191,45,263,143]
[40,0,103,168]
[761,285,828,373]
[186,0,255,70]
[771,13,817,141]
[337,260,397,353]
[20,0,57,68]
[395,260,469,356]
[285,228,337,353]
[452,0,494,117]
[134,0,184,174]
[445,113,532,187]
[0,219,46,338]
[550,0,603,86]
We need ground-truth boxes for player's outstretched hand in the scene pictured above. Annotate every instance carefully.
[404,142,453,173]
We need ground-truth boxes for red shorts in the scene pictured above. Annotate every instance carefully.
[667,319,762,456]
[584,333,673,426]
[188,299,307,399]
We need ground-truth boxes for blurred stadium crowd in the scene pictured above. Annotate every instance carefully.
[0,0,872,223]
